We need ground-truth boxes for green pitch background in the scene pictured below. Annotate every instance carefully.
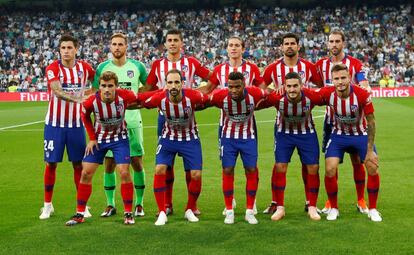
[0,98,413,254]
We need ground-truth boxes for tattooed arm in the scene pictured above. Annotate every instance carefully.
[50,80,85,103]
[365,113,378,166]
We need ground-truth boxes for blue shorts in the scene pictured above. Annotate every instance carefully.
[157,112,165,138]
[43,125,85,163]
[275,132,320,165]
[325,134,375,162]
[322,121,333,153]
[156,138,203,171]
[220,138,257,168]
[83,139,131,164]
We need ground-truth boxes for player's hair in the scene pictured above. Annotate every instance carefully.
[165,69,183,81]
[111,32,128,44]
[282,33,300,44]
[99,71,119,86]
[285,72,302,83]
[228,71,245,82]
[227,36,245,48]
[331,64,349,73]
[330,30,346,42]
[165,29,183,42]
[59,34,79,48]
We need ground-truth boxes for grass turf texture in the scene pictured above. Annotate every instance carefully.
[0,98,413,254]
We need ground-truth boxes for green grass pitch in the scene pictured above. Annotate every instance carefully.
[0,98,413,254]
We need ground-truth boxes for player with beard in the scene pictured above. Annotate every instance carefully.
[93,33,148,218]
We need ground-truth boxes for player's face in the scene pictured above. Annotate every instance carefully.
[165,34,183,55]
[59,41,77,62]
[166,73,183,97]
[282,37,299,58]
[285,78,302,101]
[110,37,127,59]
[227,38,244,60]
[228,79,245,101]
[328,34,344,56]
[332,70,350,92]
[99,79,117,103]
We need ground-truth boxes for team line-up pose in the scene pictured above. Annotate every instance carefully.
[39,29,382,226]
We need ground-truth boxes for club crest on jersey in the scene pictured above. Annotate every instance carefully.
[302,105,310,112]
[350,105,358,112]
[116,103,124,113]
[78,70,83,78]
[182,65,188,72]
[243,71,250,79]
[127,70,134,78]
[299,71,306,80]
[183,106,192,115]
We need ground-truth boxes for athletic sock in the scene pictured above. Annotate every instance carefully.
[77,183,92,213]
[165,166,174,208]
[324,175,338,209]
[44,164,56,203]
[73,165,82,190]
[222,172,234,210]
[153,174,166,213]
[104,172,116,207]
[121,182,134,213]
[271,164,277,203]
[245,170,258,209]
[307,173,320,207]
[353,163,366,201]
[367,174,380,209]
[133,170,145,206]
[301,164,309,202]
[274,172,286,206]
[186,177,202,210]
[185,171,191,190]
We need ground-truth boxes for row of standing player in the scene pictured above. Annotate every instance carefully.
[39,28,381,225]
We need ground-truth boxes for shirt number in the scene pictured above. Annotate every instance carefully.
[44,140,55,151]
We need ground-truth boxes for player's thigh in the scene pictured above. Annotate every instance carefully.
[325,134,346,161]
[179,139,203,171]
[65,126,86,162]
[220,138,239,168]
[43,125,65,163]
[111,139,131,164]
[128,127,144,157]
[345,135,370,162]
[274,132,295,164]
[83,142,108,164]
[322,121,333,152]
[296,132,320,165]
[155,138,177,167]
[157,113,166,138]
[238,139,258,169]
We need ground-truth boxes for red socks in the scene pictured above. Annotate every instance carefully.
[186,178,202,210]
[367,174,380,209]
[76,183,92,212]
[271,165,277,202]
[245,170,258,209]
[44,164,57,203]
[165,166,174,208]
[353,163,366,201]
[301,164,309,202]
[121,182,134,213]
[222,172,234,210]
[324,175,338,208]
[73,165,82,190]
[274,172,286,206]
[307,173,320,207]
[153,174,166,212]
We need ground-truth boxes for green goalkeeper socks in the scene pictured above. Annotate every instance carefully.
[134,169,145,206]
[104,172,116,207]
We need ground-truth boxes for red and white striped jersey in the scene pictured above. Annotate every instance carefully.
[209,86,266,139]
[45,60,95,128]
[264,89,325,134]
[82,89,137,143]
[209,60,263,89]
[316,55,367,124]
[318,85,374,136]
[263,58,322,89]
[147,56,210,89]
[143,89,208,141]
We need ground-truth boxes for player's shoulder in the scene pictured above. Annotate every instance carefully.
[96,60,112,70]
[315,56,329,65]
[352,84,369,96]
[46,60,60,70]
[264,58,282,70]
[184,55,200,62]
[127,58,145,66]
[299,58,316,65]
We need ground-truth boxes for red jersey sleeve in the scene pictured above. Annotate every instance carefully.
[146,59,160,88]
[137,89,163,103]
[208,66,220,89]
[355,86,374,115]
[303,88,325,106]
[142,91,164,109]
[191,57,210,80]
[81,96,96,140]
[315,86,334,103]
[246,86,266,101]
[45,62,60,84]
[118,89,137,105]
[262,63,275,86]
[82,61,96,82]
[185,89,209,105]
[250,64,264,87]
[262,91,282,108]
[209,89,227,108]
[308,62,323,87]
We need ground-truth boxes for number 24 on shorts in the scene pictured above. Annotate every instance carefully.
[44,140,55,151]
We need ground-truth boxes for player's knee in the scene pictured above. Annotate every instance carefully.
[46,162,57,168]
[222,167,234,175]
[155,165,167,175]
[191,170,201,180]
[80,170,93,183]
[307,164,319,175]
[275,163,287,173]
[118,169,132,182]
[365,164,379,176]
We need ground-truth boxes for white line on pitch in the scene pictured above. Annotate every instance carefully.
[0,120,44,131]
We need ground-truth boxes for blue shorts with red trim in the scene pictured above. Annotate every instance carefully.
[275,132,320,165]
[220,137,257,168]
[156,138,202,171]
[83,139,131,164]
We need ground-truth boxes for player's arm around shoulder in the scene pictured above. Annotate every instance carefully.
[141,90,164,109]
[303,87,326,106]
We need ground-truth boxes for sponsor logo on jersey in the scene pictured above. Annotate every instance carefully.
[127,70,134,78]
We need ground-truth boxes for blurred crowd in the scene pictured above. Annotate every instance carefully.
[0,4,413,92]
